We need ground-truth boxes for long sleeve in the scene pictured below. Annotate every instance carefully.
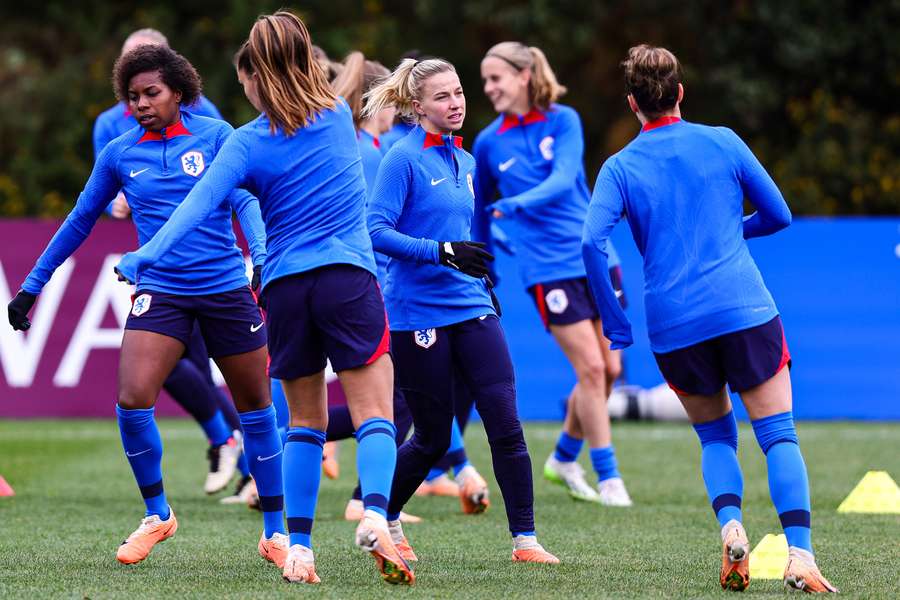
[367,151,439,264]
[471,136,496,249]
[494,108,584,215]
[229,189,267,267]
[116,132,249,282]
[727,130,792,239]
[22,144,122,294]
[583,161,633,349]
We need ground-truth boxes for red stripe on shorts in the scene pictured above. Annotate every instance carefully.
[365,310,391,365]
[665,380,690,397]
[776,322,792,373]
[534,283,549,329]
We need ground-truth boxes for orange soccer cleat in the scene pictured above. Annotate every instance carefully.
[321,441,340,480]
[355,512,415,585]
[511,535,560,564]
[415,473,459,497]
[116,509,178,565]
[719,520,750,591]
[457,466,490,514]
[783,547,838,593]
[258,531,289,568]
[388,520,418,563]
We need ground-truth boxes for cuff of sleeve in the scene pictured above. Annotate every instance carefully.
[428,240,441,264]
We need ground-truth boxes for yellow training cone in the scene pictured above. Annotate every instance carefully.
[749,533,788,580]
[837,471,900,514]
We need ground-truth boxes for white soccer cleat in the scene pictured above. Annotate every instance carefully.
[543,455,601,503]
[597,477,633,507]
[282,544,320,584]
[204,432,242,494]
[219,474,255,505]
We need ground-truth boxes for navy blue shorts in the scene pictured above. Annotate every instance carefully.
[262,264,389,380]
[654,316,791,396]
[125,287,266,358]
[527,271,625,330]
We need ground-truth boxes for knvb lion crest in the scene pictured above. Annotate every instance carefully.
[181,151,205,177]
[545,288,569,314]
[131,294,152,317]
[414,328,437,349]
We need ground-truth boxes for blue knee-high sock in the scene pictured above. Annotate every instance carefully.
[239,405,285,537]
[355,418,396,519]
[199,410,232,447]
[589,445,621,482]
[554,431,583,463]
[116,405,169,520]
[283,427,325,548]
[270,379,290,445]
[752,411,812,552]
[693,411,743,527]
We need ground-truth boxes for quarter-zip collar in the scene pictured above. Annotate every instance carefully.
[137,119,193,144]
[497,108,548,134]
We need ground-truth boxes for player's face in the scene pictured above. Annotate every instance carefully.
[375,105,397,135]
[413,70,465,133]
[237,67,263,113]
[127,71,181,132]
[481,56,529,114]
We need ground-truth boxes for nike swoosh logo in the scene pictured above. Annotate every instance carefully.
[129,168,149,178]
[498,158,516,172]
[431,178,446,186]
[257,451,282,462]
[126,448,152,457]
[250,322,264,332]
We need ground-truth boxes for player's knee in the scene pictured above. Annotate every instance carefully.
[410,426,452,462]
[487,429,528,457]
[605,359,622,384]
[116,386,155,410]
[578,356,608,390]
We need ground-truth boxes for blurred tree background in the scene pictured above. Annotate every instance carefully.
[0,0,897,216]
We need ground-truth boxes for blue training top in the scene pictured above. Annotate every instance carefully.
[23,111,266,296]
[357,129,391,282]
[117,99,377,289]
[93,96,223,159]
[367,126,495,331]
[379,121,415,153]
[473,104,619,288]
[583,117,791,353]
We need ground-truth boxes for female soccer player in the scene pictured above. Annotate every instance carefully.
[331,51,489,519]
[6,44,287,568]
[363,57,559,564]
[474,42,631,506]
[92,27,249,498]
[583,45,837,593]
[114,12,413,586]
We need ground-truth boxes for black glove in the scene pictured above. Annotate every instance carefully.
[251,265,262,292]
[8,290,37,331]
[438,241,494,278]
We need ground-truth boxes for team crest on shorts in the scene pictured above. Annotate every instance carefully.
[467,172,475,197]
[539,136,555,160]
[131,294,152,317]
[180,151,205,177]
[414,328,437,349]
[545,288,568,314]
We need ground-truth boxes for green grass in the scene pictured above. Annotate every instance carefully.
[0,420,897,599]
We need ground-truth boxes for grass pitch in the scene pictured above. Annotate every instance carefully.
[0,419,897,599]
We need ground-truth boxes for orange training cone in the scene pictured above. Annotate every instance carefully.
[0,475,15,497]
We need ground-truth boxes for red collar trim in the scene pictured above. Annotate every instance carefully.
[372,136,381,149]
[498,109,548,134]
[423,131,463,149]
[641,116,681,132]
[137,120,192,143]
[123,104,132,118]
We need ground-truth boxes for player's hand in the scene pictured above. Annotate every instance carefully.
[110,193,131,219]
[8,290,37,331]
[489,199,519,219]
[438,241,494,278]
[114,253,139,285]
[250,264,262,292]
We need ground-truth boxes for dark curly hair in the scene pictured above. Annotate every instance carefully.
[113,44,202,106]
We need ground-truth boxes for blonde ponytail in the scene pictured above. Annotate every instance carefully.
[484,42,566,110]
[362,58,455,121]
